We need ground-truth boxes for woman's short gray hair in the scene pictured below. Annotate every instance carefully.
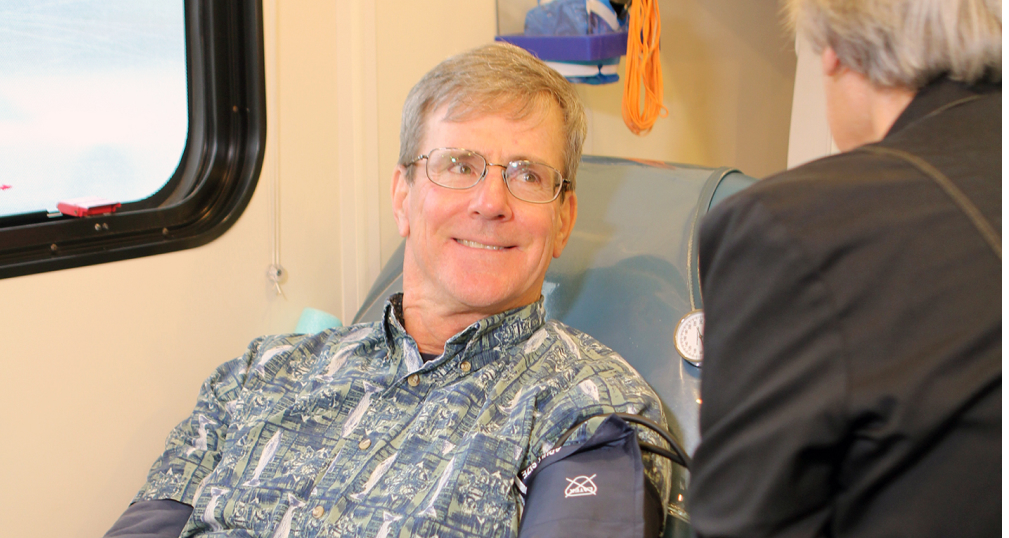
[398,43,587,193]
[786,0,1001,88]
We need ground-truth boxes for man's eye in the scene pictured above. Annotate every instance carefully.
[447,162,477,175]
[514,170,543,184]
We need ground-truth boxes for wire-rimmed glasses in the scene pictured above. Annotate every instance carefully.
[408,147,569,203]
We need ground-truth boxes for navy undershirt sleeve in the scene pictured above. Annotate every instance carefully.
[103,499,193,538]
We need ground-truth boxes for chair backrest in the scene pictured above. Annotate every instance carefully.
[353,155,757,536]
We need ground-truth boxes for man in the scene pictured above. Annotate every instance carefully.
[688,1,1000,537]
[105,43,669,537]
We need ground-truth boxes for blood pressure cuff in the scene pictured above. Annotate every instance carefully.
[517,414,663,538]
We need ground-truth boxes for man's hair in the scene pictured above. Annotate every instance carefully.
[786,0,1001,89]
[398,43,587,193]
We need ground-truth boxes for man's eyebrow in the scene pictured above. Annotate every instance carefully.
[504,154,556,166]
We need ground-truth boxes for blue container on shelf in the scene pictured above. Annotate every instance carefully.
[495,32,627,84]
[495,31,628,63]
[496,0,627,84]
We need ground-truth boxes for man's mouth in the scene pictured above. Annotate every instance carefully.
[456,239,508,251]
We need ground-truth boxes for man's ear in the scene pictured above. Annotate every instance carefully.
[391,165,411,238]
[821,46,842,77]
[552,191,578,258]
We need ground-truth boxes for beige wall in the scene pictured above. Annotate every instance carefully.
[0,2,794,536]
[788,36,839,168]
[577,0,796,177]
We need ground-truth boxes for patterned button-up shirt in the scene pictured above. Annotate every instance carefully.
[135,294,669,537]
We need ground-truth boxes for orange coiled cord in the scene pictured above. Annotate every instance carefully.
[622,0,667,135]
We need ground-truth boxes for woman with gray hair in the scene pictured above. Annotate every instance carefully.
[687,1,1000,537]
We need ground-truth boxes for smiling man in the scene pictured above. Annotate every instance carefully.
[391,71,576,356]
[106,44,669,538]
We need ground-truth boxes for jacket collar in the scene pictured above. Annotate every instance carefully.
[887,77,1000,137]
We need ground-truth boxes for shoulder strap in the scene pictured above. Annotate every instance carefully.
[858,145,1001,260]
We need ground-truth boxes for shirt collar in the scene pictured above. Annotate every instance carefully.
[382,292,547,373]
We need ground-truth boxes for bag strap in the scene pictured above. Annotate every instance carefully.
[858,145,1001,260]
[556,413,692,469]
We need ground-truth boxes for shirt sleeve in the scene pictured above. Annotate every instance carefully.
[526,327,673,515]
[132,339,264,505]
[687,193,848,538]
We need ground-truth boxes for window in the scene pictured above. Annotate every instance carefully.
[0,1,188,220]
[0,0,266,279]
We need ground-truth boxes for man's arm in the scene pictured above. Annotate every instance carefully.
[522,330,673,536]
[519,413,668,538]
[131,352,253,505]
[687,193,847,538]
[105,337,271,535]
[528,333,672,496]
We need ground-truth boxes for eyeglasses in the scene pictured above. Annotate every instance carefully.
[407,147,569,204]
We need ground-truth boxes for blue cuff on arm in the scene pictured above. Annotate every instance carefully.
[517,415,664,538]
[104,499,193,538]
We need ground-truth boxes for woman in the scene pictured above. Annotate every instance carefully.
[687,1,1001,537]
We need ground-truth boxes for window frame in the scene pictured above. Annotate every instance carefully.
[0,0,267,279]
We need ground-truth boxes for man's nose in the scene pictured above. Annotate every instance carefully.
[469,164,513,218]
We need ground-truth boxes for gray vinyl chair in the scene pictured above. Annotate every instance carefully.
[353,155,757,537]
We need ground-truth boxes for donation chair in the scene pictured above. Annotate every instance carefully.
[351,156,756,537]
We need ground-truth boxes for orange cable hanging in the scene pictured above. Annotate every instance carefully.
[622,0,667,135]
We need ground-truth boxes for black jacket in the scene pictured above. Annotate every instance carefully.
[688,79,1001,538]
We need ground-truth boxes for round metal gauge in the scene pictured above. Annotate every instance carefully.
[674,309,704,366]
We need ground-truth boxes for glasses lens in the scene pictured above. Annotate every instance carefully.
[505,161,562,202]
[427,149,485,188]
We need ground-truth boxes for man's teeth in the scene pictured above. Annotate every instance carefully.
[458,239,505,251]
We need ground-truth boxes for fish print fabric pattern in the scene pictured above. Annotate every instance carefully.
[135,294,668,537]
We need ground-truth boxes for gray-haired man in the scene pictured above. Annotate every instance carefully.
[106,43,669,538]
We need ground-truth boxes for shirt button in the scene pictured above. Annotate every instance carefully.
[359,438,372,450]
[408,374,420,387]
[460,361,471,372]
[312,505,325,519]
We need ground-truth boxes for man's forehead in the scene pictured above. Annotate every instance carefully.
[438,92,556,122]
[421,101,565,159]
